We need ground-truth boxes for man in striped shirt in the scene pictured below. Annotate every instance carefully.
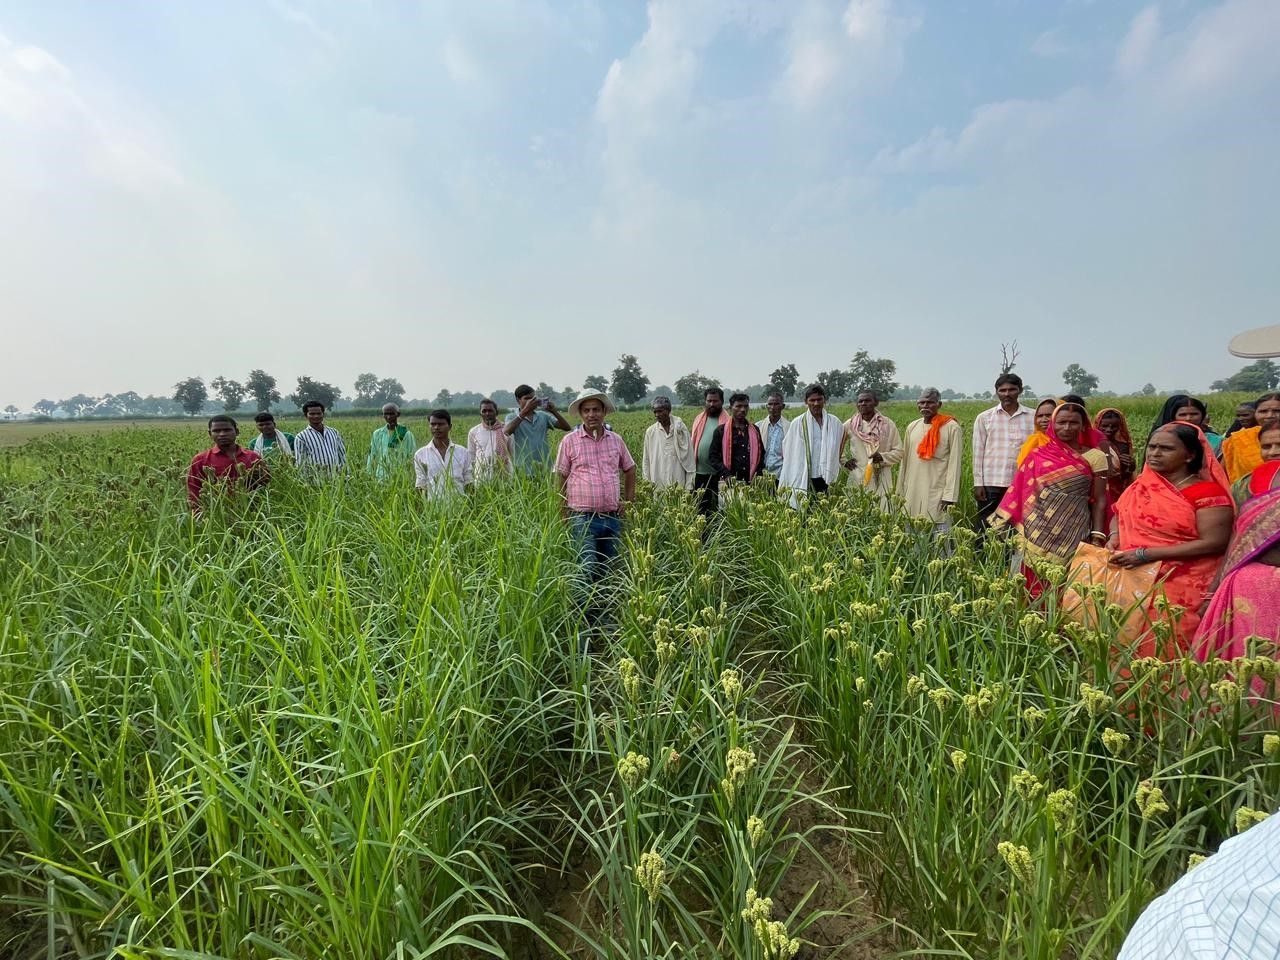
[972,373,1033,538]
[293,401,347,475]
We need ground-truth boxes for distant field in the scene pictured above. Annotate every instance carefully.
[0,418,201,447]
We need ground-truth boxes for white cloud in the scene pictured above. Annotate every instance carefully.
[1030,29,1069,59]
[1115,5,1160,78]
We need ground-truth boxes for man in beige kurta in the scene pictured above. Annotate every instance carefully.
[896,388,963,532]
[841,389,903,508]
[641,396,694,490]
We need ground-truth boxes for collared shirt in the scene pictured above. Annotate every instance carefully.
[709,421,761,482]
[466,422,511,478]
[1118,809,1280,959]
[186,445,266,510]
[413,442,472,498]
[248,431,294,458]
[293,425,347,471]
[758,417,788,473]
[555,427,636,513]
[972,404,1034,488]
[366,424,417,478]
[503,409,557,470]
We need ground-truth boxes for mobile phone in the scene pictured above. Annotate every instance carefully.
[538,397,552,410]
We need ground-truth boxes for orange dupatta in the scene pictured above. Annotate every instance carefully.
[917,413,956,461]
[1222,426,1263,484]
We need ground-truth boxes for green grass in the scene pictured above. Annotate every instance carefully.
[0,395,1271,959]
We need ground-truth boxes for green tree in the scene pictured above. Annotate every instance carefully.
[288,377,341,411]
[172,378,208,417]
[848,351,899,398]
[814,369,854,399]
[210,377,245,412]
[376,378,405,407]
[1061,363,1100,397]
[583,374,609,393]
[60,394,97,416]
[610,354,650,405]
[353,373,380,406]
[767,363,800,398]
[674,371,719,407]
[1141,383,1156,396]
[434,388,454,407]
[33,399,56,416]
[1210,359,1279,393]
[245,370,281,412]
[3,404,18,418]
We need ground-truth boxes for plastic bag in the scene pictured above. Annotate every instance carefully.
[1061,542,1161,645]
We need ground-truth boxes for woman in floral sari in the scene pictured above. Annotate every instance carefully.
[1109,423,1234,658]
[1094,408,1135,529]
[993,402,1109,598]
[1194,424,1280,676]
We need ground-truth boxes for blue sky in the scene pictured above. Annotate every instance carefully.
[2,0,1278,407]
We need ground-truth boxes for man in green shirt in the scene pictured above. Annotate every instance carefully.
[366,403,417,480]
[248,412,294,459]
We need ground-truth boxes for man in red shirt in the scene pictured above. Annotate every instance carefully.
[187,414,268,514]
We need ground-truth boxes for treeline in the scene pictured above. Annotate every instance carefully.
[8,352,1272,420]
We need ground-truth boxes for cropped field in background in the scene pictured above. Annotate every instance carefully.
[0,394,1272,959]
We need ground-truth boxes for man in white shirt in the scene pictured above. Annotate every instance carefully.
[292,401,347,477]
[413,409,472,499]
[756,392,790,478]
[466,399,511,481]
[777,384,844,507]
[641,396,694,490]
[972,373,1034,538]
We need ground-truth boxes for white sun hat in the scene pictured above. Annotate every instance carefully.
[568,389,616,417]
[1229,324,1280,359]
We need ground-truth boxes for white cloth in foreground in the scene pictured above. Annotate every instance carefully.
[642,418,694,490]
[413,442,472,498]
[1118,811,1280,960]
[776,410,843,506]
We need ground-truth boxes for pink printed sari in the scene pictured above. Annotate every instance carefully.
[992,408,1105,598]
[1193,464,1280,676]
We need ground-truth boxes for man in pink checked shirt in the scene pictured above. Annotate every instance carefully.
[555,389,636,623]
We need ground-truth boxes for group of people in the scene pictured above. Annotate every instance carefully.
[187,377,1280,661]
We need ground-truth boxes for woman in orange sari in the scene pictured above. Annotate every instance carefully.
[1109,423,1234,658]
[1221,392,1280,484]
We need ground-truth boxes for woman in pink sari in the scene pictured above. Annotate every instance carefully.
[992,402,1109,599]
[1194,424,1280,670]
[1109,423,1234,659]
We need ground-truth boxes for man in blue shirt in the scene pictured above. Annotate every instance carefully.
[755,391,790,478]
[502,383,571,472]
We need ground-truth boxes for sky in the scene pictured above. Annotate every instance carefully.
[2,0,1278,408]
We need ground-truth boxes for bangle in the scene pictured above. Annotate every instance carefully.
[1135,547,1150,563]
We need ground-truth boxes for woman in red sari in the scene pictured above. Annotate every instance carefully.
[1094,408,1136,530]
[992,402,1109,599]
[1109,423,1234,658]
[1194,424,1280,676]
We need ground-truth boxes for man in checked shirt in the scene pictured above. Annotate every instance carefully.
[972,373,1034,541]
[555,389,636,626]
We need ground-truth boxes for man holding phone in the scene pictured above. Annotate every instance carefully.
[503,383,572,473]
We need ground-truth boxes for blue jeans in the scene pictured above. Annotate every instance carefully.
[568,511,622,586]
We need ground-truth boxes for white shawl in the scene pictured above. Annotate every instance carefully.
[249,431,292,457]
[776,410,844,506]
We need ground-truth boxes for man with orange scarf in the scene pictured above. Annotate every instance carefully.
[689,386,730,519]
[897,387,963,534]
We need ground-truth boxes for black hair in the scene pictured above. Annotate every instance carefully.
[479,398,497,409]
[514,385,534,399]
[767,390,784,401]
[301,400,325,414]
[1256,392,1280,407]
[994,373,1023,390]
[729,392,750,406]
[857,389,879,402]
[804,383,826,400]
[1259,422,1280,443]
[704,386,725,402]
[1155,423,1206,473]
[429,409,452,425]
[1054,402,1087,424]
[253,411,275,424]
[207,414,237,430]
[1061,394,1088,409]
